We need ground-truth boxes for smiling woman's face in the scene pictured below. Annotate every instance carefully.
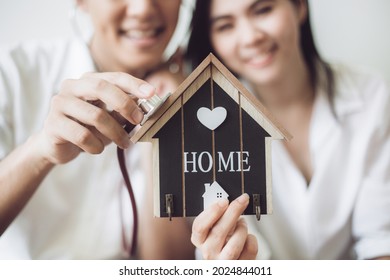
[209,0,307,87]
[79,0,181,76]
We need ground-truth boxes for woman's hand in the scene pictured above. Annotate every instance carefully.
[38,72,155,164]
[145,47,185,97]
[191,193,258,260]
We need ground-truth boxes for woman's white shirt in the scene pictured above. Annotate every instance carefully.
[246,66,390,259]
[0,39,145,259]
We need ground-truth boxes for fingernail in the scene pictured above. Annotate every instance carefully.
[218,198,229,208]
[139,84,155,97]
[132,108,144,124]
[237,193,249,205]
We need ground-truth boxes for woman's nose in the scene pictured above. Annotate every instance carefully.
[238,19,265,47]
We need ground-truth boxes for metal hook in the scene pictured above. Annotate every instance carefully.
[165,194,174,221]
[253,194,261,221]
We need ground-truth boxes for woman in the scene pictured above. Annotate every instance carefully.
[0,0,193,259]
[187,0,390,259]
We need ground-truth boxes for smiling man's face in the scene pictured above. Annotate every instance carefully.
[79,0,181,76]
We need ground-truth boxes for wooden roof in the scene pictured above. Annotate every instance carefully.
[131,53,292,143]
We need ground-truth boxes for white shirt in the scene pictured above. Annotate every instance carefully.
[246,66,390,259]
[0,39,146,259]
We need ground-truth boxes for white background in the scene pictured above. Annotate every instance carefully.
[0,0,390,84]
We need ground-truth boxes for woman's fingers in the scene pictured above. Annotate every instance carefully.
[191,198,229,248]
[192,194,252,260]
[204,194,249,258]
[218,218,249,260]
[145,49,185,97]
[207,193,249,246]
[238,234,258,260]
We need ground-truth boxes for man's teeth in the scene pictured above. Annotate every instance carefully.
[125,29,158,39]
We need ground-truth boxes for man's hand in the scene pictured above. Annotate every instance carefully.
[39,72,155,164]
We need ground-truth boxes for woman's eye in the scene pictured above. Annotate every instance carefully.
[217,24,233,32]
[213,22,233,33]
[254,6,272,15]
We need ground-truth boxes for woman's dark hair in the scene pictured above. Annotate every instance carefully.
[186,0,335,108]
[186,0,214,69]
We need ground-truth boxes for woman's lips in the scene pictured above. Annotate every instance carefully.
[245,45,277,68]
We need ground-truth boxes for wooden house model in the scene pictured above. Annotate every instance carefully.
[131,53,291,220]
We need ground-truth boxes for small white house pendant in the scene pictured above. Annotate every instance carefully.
[202,181,229,210]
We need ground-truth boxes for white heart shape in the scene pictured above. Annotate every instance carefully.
[197,107,227,130]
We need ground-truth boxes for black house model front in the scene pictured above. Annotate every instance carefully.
[131,54,291,220]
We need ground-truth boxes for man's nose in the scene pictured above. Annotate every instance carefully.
[126,0,156,19]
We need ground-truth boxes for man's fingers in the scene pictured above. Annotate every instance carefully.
[86,72,156,99]
[59,75,149,125]
[51,94,130,149]
[47,114,104,155]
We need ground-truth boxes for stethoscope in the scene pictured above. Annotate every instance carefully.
[69,0,193,257]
